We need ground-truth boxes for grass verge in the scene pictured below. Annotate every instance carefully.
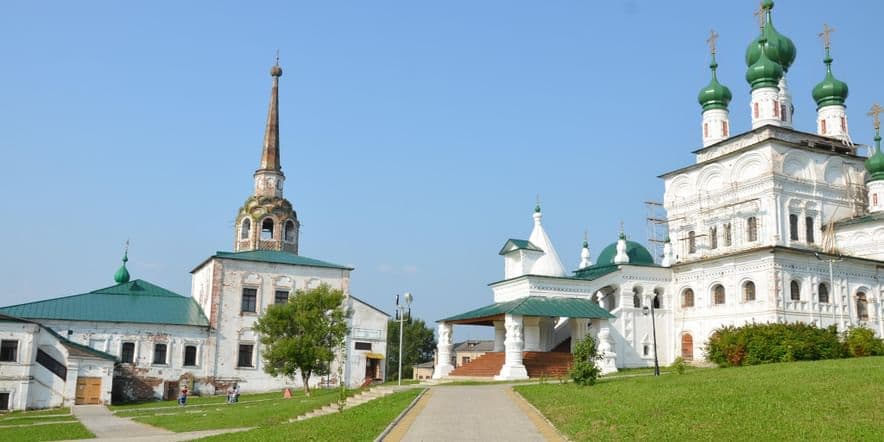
[122,388,356,432]
[196,388,424,441]
[515,357,884,440]
[0,422,94,441]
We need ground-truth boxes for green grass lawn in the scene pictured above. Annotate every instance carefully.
[0,408,93,441]
[119,388,357,432]
[197,388,424,441]
[516,357,884,441]
[109,391,283,411]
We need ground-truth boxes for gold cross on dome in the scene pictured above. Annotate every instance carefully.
[819,23,835,49]
[707,29,719,55]
[753,4,766,29]
[868,103,883,131]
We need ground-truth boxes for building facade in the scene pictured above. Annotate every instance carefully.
[435,1,883,380]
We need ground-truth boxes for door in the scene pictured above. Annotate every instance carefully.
[164,381,179,401]
[681,334,693,361]
[75,377,102,405]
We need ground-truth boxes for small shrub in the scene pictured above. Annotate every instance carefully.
[671,356,687,374]
[843,326,884,357]
[569,335,601,386]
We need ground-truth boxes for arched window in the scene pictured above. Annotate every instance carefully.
[789,214,799,240]
[682,289,694,308]
[710,226,718,250]
[805,217,815,244]
[722,120,728,136]
[688,231,696,254]
[284,220,296,242]
[713,285,726,305]
[653,294,661,309]
[704,122,709,138]
[261,218,274,240]
[633,293,641,308]
[856,292,868,321]
[681,333,693,361]
[240,218,251,240]
[790,280,801,301]
[818,283,829,303]
[747,217,758,242]
[743,281,756,302]
[820,119,827,134]
[723,223,732,246]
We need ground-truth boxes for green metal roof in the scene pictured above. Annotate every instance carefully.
[0,314,117,361]
[595,240,656,266]
[200,250,353,271]
[572,264,621,280]
[441,296,614,324]
[0,280,209,327]
[499,239,543,255]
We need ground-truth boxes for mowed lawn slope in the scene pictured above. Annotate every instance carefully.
[516,357,883,441]
[0,408,94,441]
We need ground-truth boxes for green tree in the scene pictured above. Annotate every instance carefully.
[569,334,601,386]
[253,284,349,396]
[386,318,436,380]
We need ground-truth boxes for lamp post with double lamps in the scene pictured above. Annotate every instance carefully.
[642,301,660,376]
[394,292,413,386]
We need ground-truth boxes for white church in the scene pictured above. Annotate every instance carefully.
[434,1,884,380]
[0,61,388,411]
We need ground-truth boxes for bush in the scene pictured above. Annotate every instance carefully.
[671,356,687,374]
[569,335,601,386]
[706,322,844,367]
[843,326,884,357]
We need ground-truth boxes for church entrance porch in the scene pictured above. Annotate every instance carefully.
[434,296,615,380]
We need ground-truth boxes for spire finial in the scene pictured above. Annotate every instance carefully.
[707,29,719,56]
[583,229,589,248]
[819,23,835,50]
[270,51,282,77]
[260,57,282,171]
[114,240,131,284]
[619,221,626,240]
[753,3,767,30]
[534,194,541,213]
[869,103,883,133]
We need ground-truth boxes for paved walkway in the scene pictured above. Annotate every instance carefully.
[70,405,250,441]
[384,385,563,442]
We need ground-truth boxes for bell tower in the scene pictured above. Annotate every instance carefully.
[234,58,300,254]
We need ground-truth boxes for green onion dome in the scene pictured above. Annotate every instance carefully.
[866,133,884,181]
[746,37,783,90]
[114,250,130,284]
[596,239,654,266]
[745,1,796,72]
[812,49,848,109]
[698,55,732,111]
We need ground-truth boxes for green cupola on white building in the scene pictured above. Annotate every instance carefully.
[698,30,732,147]
[812,24,851,143]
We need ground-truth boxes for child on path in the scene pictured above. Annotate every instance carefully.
[226,384,235,404]
[178,385,188,407]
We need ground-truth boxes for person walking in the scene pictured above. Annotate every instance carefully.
[178,385,188,407]
[226,384,235,404]
[233,383,240,403]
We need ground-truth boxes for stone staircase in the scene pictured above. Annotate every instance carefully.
[449,352,505,377]
[524,351,572,378]
[291,386,397,421]
[447,351,573,378]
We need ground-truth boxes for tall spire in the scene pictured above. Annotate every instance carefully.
[261,52,283,172]
[579,230,592,269]
[253,55,287,199]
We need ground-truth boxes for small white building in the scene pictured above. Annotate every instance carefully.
[0,315,115,410]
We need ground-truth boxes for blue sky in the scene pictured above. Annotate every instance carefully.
[1,1,882,340]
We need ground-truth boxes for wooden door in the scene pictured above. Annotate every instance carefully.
[681,334,693,361]
[75,377,102,404]
[164,381,179,401]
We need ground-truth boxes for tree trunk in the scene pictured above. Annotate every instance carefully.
[301,370,311,397]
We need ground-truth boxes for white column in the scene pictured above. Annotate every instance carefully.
[495,314,528,380]
[702,109,730,147]
[595,321,618,374]
[432,322,455,379]
[493,320,505,352]
[750,87,783,129]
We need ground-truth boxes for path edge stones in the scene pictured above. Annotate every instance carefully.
[507,387,569,442]
[375,387,430,442]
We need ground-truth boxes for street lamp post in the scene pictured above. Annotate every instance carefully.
[815,252,844,330]
[395,292,413,386]
[642,302,660,376]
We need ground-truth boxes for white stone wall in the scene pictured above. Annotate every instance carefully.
[835,219,884,261]
[344,297,389,387]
